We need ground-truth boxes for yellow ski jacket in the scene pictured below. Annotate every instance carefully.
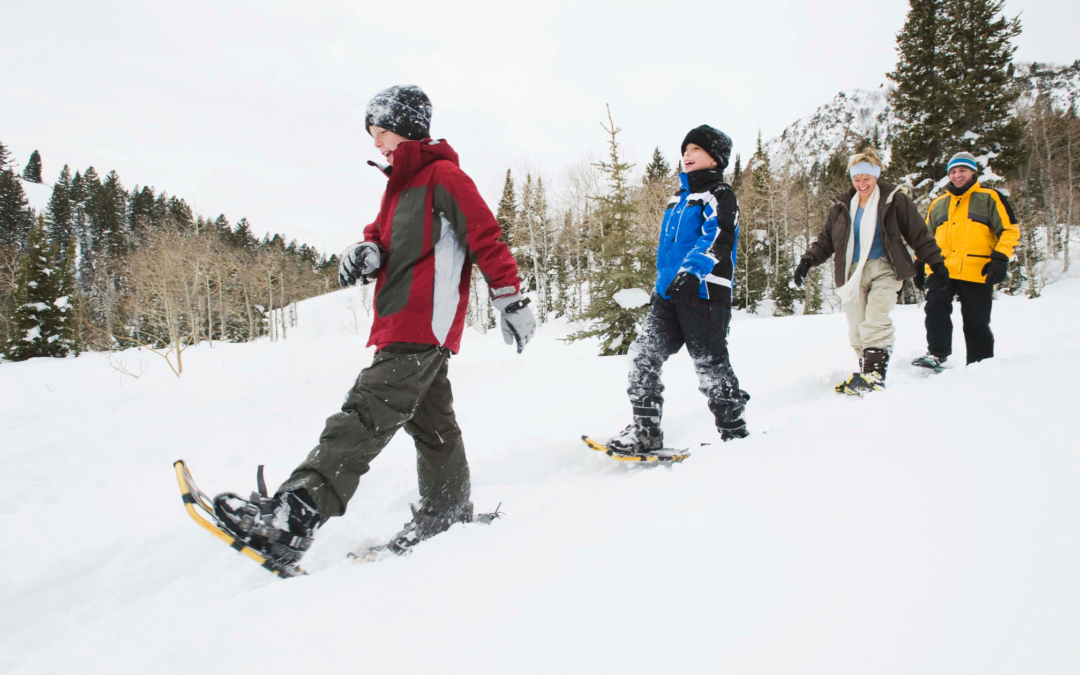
[925,181,1020,284]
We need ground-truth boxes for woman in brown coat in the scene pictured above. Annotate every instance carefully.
[792,149,946,394]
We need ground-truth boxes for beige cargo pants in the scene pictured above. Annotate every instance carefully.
[844,258,904,358]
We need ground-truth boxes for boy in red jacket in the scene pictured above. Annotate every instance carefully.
[213,85,534,567]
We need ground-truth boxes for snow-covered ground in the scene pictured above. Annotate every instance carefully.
[2,280,1079,674]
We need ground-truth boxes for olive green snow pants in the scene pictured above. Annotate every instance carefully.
[844,258,904,358]
[280,343,470,521]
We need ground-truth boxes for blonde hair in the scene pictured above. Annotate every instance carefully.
[848,147,884,171]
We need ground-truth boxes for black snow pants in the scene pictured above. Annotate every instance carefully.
[627,295,747,428]
[279,343,470,522]
[924,278,995,364]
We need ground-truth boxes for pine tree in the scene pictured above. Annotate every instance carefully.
[0,168,33,250]
[69,170,92,288]
[770,237,798,316]
[889,0,1022,190]
[495,169,516,249]
[22,150,43,183]
[643,147,671,185]
[167,196,194,230]
[0,138,11,170]
[566,107,650,356]
[88,170,129,264]
[731,135,770,312]
[233,218,257,251]
[942,0,1023,176]
[889,0,949,187]
[128,185,155,243]
[213,215,232,243]
[46,165,75,257]
[3,217,76,360]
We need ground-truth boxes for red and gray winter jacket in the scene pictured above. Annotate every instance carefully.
[362,139,520,353]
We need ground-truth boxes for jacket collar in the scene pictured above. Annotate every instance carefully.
[366,139,460,189]
[685,167,723,193]
[946,179,979,197]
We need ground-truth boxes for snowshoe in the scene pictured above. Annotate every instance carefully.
[173,460,308,578]
[211,465,320,570]
[912,353,947,373]
[835,371,885,395]
[582,435,689,463]
[348,502,502,564]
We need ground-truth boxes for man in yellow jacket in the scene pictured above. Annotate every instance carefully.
[913,152,1020,368]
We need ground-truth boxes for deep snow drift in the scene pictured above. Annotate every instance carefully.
[2,281,1079,674]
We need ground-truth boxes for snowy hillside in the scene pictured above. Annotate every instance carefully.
[2,283,1079,674]
[766,86,894,169]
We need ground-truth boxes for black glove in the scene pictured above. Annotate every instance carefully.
[913,263,926,290]
[982,251,1009,286]
[793,258,812,288]
[665,271,700,303]
[925,262,950,292]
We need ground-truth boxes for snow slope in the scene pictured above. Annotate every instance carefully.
[766,86,894,169]
[2,282,1079,674]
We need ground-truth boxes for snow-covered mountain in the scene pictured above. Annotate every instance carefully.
[2,278,1079,673]
[761,63,1079,174]
[765,85,894,171]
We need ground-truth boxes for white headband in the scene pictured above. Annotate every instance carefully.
[849,162,881,179]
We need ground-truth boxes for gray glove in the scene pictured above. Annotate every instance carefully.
[492,293,535,354]
[338,242,381,287]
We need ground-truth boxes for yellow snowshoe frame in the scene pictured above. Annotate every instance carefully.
[173,460,307,578]
[582,436,689,463]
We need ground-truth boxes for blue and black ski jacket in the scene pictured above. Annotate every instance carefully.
[655,168,740,302]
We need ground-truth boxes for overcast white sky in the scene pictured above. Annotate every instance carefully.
[2,0,1076,254]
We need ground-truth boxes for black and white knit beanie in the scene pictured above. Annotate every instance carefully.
[365,85,432,141]
[681,125,732,172]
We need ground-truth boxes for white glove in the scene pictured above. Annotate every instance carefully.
[338,242,381,287]
[492,293,536,354]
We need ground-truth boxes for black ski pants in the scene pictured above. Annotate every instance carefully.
[924,278,995,364]
[627,295,747,427]
[280,343,470,521]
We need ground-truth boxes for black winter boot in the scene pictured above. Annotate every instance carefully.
[863,348,890,382]
[213,466,321,566]
[386,501,477,555]
[717,418,749,442]
[912,353,947,370]
[608,396,664,454]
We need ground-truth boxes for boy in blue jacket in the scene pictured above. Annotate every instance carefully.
[608,125,749,453]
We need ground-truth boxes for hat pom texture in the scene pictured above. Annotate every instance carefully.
[366,85,432,141]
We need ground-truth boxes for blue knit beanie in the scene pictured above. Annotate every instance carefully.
[947,152,979,173]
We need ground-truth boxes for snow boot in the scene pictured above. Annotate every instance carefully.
[863,347,890,382]
[836,348,889,395]
[213,466,321,566]
[607,423,664,455]
[608,396,664,454]
[912,352,947,371]
[385,501,487,556]
[717,418,749,442]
